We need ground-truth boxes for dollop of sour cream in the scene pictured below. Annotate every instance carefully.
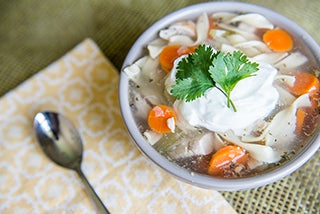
[166,59,279,136]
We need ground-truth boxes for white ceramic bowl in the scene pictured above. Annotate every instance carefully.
[119,2,320,191]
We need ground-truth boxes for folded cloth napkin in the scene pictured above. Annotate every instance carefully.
[0,39,236,214]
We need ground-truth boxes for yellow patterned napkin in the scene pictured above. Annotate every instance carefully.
[0,39,236,214]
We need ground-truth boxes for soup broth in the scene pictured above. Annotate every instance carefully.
[124,12,320,178]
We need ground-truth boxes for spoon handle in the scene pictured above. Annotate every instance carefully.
[76,168,111,214]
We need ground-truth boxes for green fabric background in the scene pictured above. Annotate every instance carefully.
[1,0,319,213]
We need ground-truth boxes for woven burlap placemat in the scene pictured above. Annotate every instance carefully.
[1,0,319,213]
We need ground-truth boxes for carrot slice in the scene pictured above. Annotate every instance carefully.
[288,72,320,108]
[263,29,293,52]
[295,106,320,136]
[159,45,196,72]
[296,108,307,134]
[288,72,320,96]
[147,105,177,133]
[208,145,248,176]
[289,73,320,134]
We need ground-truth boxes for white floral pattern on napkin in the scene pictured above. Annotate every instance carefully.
[0,38,236,214]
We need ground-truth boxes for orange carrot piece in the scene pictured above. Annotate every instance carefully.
[295,106,320,136]
[296,108,307,134]
[296,108,306,131]
[147,105,177,133]
[288,72,320,109]
[159,45,196,72]
[263,29,293,52]
[208,145,248,176]
[290,73,320,134]
[288,72,320,96]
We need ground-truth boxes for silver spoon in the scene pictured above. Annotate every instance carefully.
[33,111,111,214]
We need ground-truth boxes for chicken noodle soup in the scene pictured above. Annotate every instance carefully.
[124,12,320,178]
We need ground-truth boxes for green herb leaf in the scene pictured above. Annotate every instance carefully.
[170,45,259,112]
[171,45,216,101]
[209,51,259,111]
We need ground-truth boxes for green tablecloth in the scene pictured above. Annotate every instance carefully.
[1,0,319,213]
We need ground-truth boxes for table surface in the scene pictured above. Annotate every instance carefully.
[1,0,319,213]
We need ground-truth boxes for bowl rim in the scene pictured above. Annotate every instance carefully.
[119,1,320,191]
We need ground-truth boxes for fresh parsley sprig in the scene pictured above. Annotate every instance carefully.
[171,45,259,112]
[171,45,216,102]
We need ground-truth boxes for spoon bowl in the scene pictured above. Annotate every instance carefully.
[34,112,82,170]
[34,111,111,214]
